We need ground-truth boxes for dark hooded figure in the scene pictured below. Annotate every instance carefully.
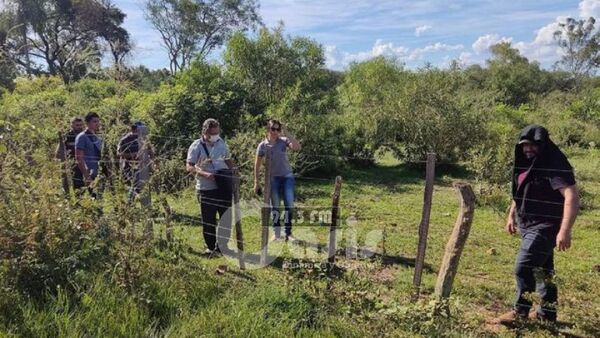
[490,125,579,326]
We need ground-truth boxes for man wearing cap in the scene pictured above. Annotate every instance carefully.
[490,125,579,325]
[118,122,154,207]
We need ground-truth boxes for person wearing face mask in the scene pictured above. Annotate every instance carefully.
[253,119,301,242]
[186,118,235,255]
[489,125,579,326]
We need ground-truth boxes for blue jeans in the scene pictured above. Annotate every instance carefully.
[514,228,558,320]
[270,175,295,237]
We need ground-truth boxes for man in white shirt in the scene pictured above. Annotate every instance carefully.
[186,118,235,255]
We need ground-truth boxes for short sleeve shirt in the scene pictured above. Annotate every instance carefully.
[187,138,231,191]
[64,130,79,160]
[256,137,293,177]
[515,169,575,232]
[75,131,103,177]
[118,133,139,155]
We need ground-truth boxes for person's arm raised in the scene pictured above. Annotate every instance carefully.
[282,125,301,151]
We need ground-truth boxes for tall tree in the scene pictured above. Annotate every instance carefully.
[485,42,547,106]
[145,0,261,74]
[0,10,17,90]
[554,17,600,77]
[224,25,327,107]
[98,0,132,73]
[0,0,131,83]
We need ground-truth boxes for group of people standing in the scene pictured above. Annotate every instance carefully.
[56,112,153,205]
[57,116,580,324]
[186,118,301,255]
[57,114,302,257]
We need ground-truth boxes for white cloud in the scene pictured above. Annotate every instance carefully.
[409,42,463,60]
[342,39,410,65]
[579,0,600,18]
[532,17,567,45]
[458,52,475,65]
[472,34,513,54]
[415,25,432,37]
[514,0,600,65]
[111,0,596,70]
[326,40,464,69]
[511,14,574,65]
[324,45,341,69]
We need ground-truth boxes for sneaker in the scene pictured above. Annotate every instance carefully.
[487,310,527,326]
[270,234,282,242]
[285,235,297,243]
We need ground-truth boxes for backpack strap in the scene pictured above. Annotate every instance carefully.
[200,140,216,170]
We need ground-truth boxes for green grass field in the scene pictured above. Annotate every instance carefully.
[3,149,599,337]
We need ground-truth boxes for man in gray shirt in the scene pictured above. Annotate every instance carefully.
[253,119,301,242]
[186,118,235,255]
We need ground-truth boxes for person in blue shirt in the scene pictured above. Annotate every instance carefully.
[74,112,103,199]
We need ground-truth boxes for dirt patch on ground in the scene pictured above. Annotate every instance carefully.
[371,266,398,284]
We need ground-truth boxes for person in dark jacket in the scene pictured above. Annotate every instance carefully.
[490,125,579,325]
[55,117,84,192]
[55,117,85,161]
[117,123,141,185]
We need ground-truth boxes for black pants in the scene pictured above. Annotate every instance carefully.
[197,189,232,252]
[73,169,98,200]
[514,227,558,320]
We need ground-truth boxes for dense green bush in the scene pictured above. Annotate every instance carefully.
[339,59,486,163]
[0,122,110,299]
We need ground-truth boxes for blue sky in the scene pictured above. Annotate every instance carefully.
[114,0,600,70]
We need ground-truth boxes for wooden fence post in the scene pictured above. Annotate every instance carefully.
[57,132,71,197]
[413,153,436,299]
[260,150,272,266]
[233,169,245,270]
[161,197,174,242]
[434,182,476,307]
[328,176,343,266]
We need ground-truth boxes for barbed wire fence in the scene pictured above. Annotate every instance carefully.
[42,130,599,316]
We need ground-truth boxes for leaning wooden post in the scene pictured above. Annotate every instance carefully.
[57,132,71,197]
[233,169,245,270]
[260,150,272,266]
[161,197,174,242]
[328,176,343,266]
[412,153,436,299]
[434,182,476,308]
